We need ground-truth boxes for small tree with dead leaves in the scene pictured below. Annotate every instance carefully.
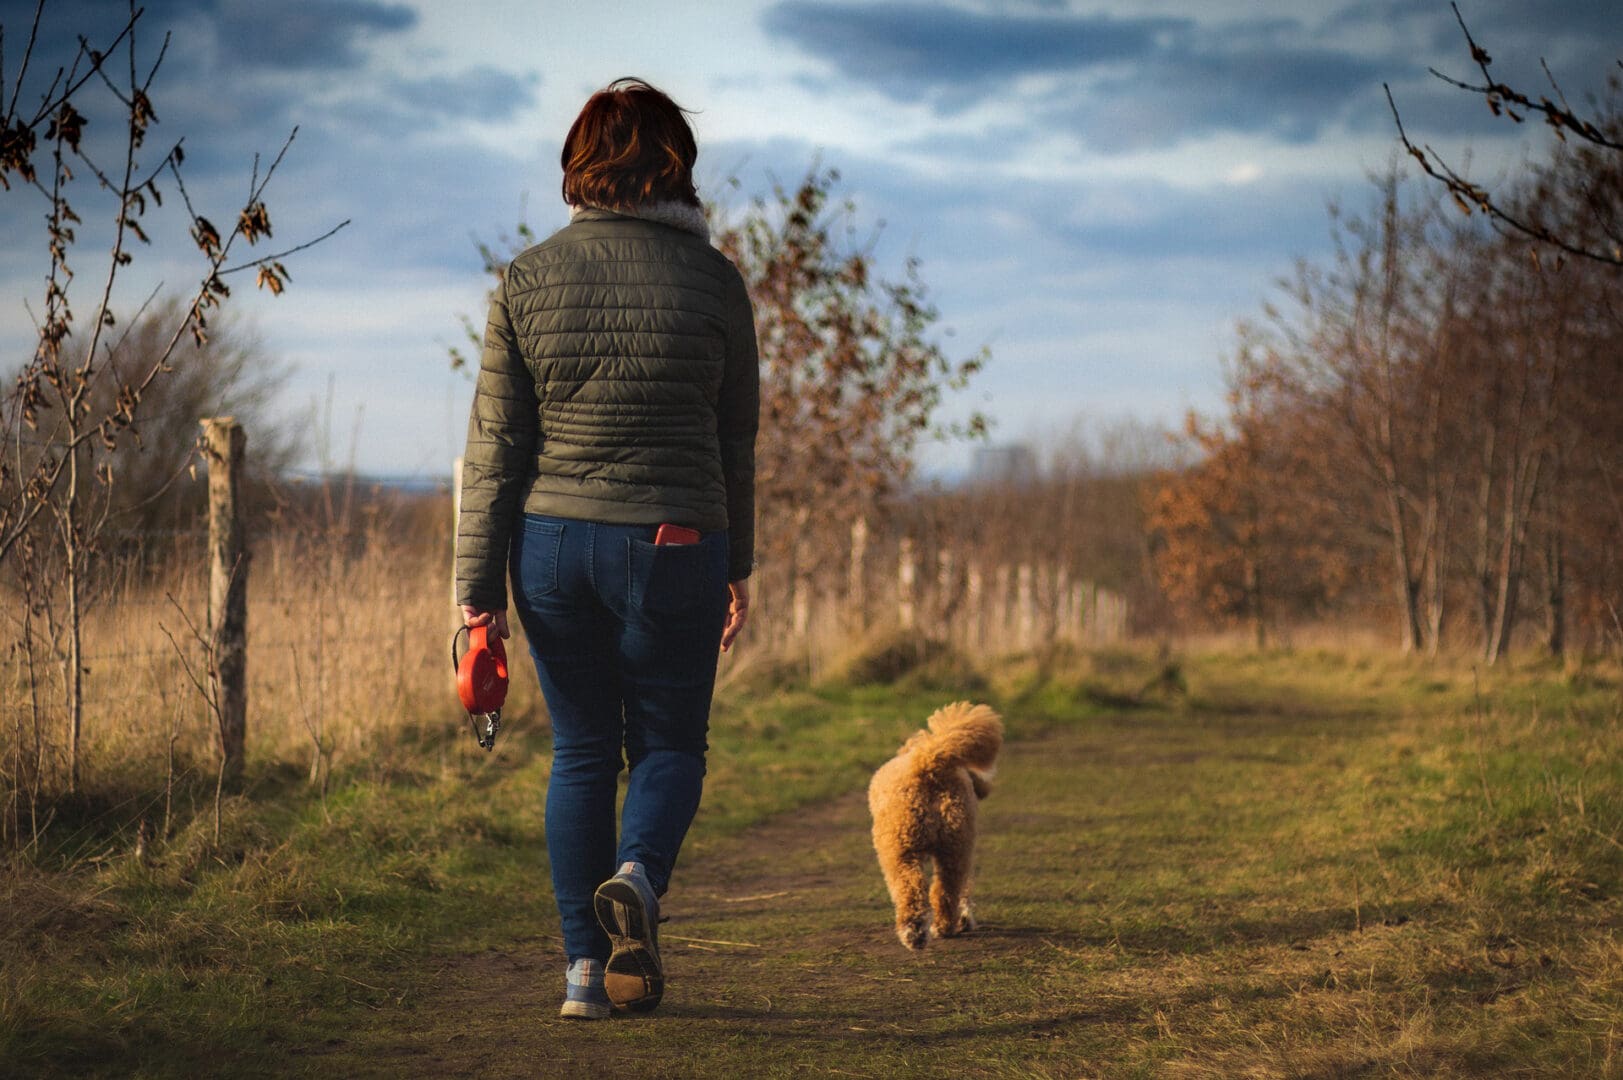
[713,167,988,580]
[0,0,346,803]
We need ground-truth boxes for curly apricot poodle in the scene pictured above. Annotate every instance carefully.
[868,701,1003,950]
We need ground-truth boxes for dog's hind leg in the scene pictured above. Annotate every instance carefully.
[878,846,930,950]
[929,847,974,939]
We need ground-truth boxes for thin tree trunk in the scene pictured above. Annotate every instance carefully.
[1486,448,1543,664]
[1424,541,1445,658]
[23,598,45,845]
[1373,181,1426,655]
[65,546,83,794]
[1474,425,1500,656]
[1384,485,1425,654]
[1487,530,1525,664]
[64,445,84,794]
[1248,559,1267,650]
[1423,460,1453,659]
[1545,527,1566,658]
[1420,451,1446,659]
[1485,332,1551,665]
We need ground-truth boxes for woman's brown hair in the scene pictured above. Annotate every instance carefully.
[561,78,699,210]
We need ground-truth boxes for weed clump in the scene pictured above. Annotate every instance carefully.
[717,650,812,696]
[1024,644,1186,713]
[823,629,987,694]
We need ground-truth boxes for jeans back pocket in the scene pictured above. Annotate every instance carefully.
[513,516,565,603]
[627,533,727,619]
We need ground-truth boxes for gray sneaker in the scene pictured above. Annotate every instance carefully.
[593,861,663,1012]
[559,958,611,1020]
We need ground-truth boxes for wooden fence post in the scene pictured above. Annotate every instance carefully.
[1054,565,1072,643]
[994,565,1011,643]
[203,418,248,785]
[792,549,812,640]
[791,506,813,641]
[935,548,954,630]
[848,516,868,634]
[966,562,984,650]
[897,536,916,630]
[1016,564,1035,650]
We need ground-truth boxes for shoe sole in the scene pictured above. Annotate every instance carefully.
[594,878,663,1012]
[559,998,611,1020]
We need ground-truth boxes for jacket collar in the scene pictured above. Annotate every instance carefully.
[569,201,711,242]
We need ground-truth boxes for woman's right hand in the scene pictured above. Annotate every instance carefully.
[461,605,510,639]
[720,579,750,652]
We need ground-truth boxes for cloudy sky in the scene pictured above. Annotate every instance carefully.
[1,0,1613,479]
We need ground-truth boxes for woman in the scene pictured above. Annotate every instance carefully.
[455,78,758,1020]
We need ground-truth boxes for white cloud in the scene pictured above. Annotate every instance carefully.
[1225,162,1264,184]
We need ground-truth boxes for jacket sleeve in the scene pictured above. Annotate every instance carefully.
[718,266,760,581]
[455,274,538,610]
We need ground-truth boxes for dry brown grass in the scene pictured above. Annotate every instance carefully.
[0,492,552,836]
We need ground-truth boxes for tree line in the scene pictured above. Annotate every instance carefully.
[1149,46,1622,659]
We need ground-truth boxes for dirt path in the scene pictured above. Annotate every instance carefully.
[318,732,1100,1079]
[299,693,1616,1079]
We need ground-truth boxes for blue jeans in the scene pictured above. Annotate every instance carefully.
[510,514,730,962]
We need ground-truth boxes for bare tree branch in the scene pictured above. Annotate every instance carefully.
[1384,2,1623,268]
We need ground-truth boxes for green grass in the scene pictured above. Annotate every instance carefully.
[3,645,1620,1077]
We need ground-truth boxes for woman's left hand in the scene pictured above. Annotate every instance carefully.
[720,579,750,652]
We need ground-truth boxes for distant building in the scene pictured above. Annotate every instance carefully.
[969,443,1039,488]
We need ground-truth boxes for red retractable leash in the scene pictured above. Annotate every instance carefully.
[451,623,508,750]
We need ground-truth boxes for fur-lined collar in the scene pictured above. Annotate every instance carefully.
[569,200,710,242]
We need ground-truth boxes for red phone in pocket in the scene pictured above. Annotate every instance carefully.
[654,523,701,546]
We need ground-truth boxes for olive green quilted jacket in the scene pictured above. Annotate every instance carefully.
[454,205,759,611]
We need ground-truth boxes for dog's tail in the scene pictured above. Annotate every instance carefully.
[912,701,1003,783]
